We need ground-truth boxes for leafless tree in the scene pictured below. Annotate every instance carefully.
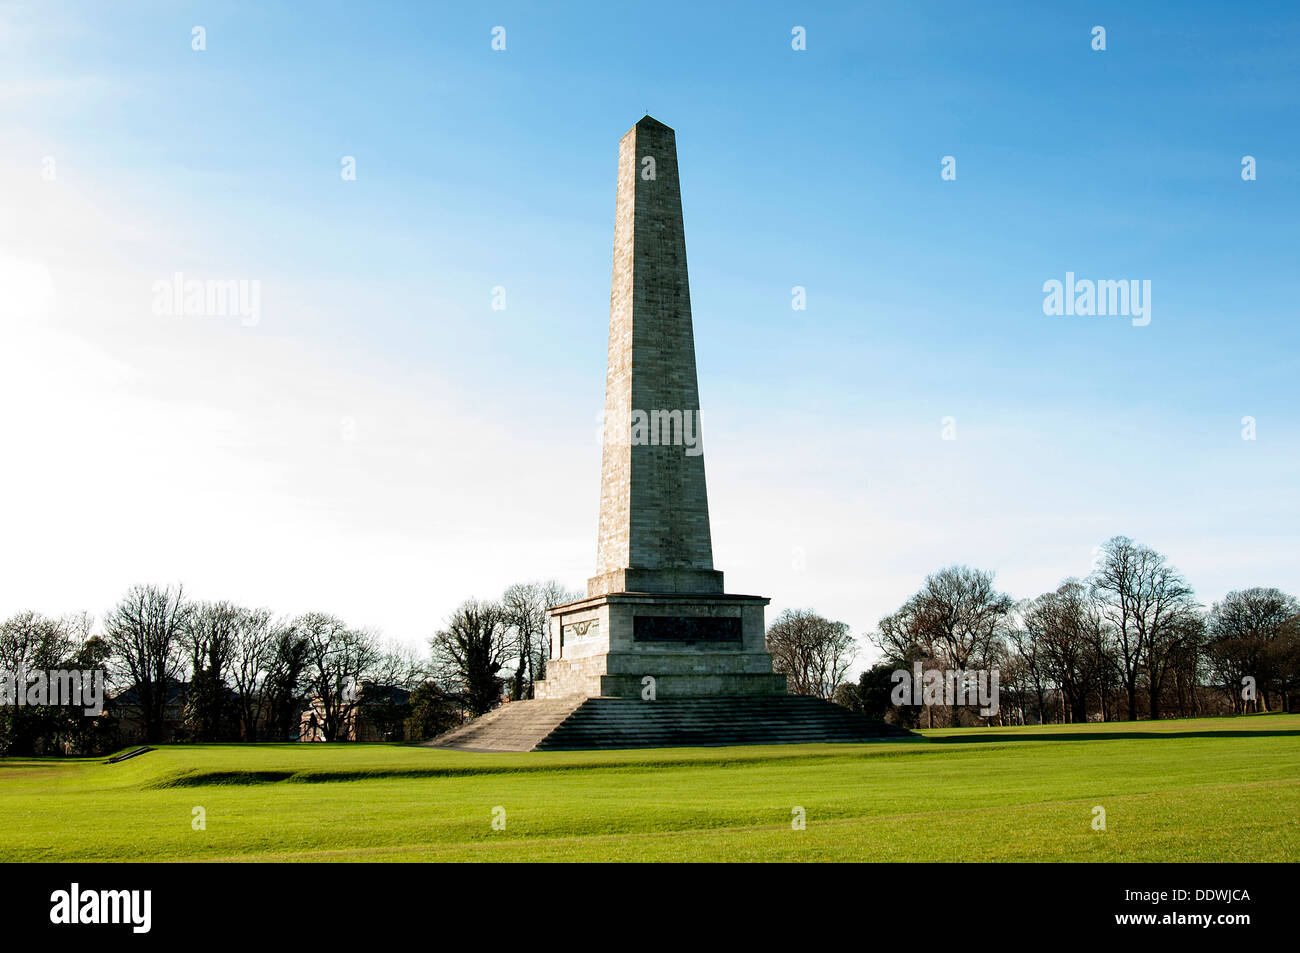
[1207,588,1300,713]
[1144,602,1204,721]
[0,612,98,755]
[181,601,245,739]
[369,640,428,692]
[1089,537,1196,720]
[766,608,856,699]
[261,622,310,740]
[911,566,1013,671]
[183,602,242,672]
[1165,613,1208,717]
[0,611,80,671]
[298,613,381,741]
[871,566,1012,725]
[61,611,94,648]
[872,598,927,665]
[1022,580,1105,723]
[990,640,1032,726]
[226,608,278,740]
[432,600,509,716]
[501,579,579,699]
[355,641,428,741]
[1007,614,1051,724]
[102,584,189,743]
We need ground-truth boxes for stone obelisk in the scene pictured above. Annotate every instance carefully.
[591,115,721,598]
[536,117,785,699]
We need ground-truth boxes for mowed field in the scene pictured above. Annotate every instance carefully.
[2,714,1297,862]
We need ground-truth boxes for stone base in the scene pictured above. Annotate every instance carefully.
[537,589,781,700]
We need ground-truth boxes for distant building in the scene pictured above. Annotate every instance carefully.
[298,683,412,742]
[107,678,189,745]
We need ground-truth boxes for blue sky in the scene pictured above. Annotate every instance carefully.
[1,1,1297,662]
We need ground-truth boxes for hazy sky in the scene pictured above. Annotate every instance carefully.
[2,1,1296,666]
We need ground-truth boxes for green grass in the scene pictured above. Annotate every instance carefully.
[2,713,1297,861]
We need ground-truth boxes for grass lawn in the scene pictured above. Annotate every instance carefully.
[1,713,1296,862]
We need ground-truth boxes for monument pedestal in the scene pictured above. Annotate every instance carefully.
[537,591,786,699]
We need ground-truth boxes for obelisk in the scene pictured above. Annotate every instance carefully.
[535,116,785,699]
[590,115,722,598]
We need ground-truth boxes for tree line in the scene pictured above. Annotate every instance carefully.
[0,578,575,755]
[5,534,1293,751]
[827,536,1299,726]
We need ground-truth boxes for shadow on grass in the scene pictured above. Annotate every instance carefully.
[930,729,1300,744]
[155,770,297,786]
[139,725,1298,787]
[145,746,931,788]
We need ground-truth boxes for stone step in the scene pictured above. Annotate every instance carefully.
[426,697,587,751]
[427,694,916,751]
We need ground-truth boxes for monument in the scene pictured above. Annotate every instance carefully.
[431,117,911,750]
[534,115,786,700]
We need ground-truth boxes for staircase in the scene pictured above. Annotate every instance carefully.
[427,695,916,751]
[427,697,586,752]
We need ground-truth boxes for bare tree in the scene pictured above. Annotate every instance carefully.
[299,613,381,741]
[1023,580,1104,723]
[910,566,1013,672]
[182,601,243,740]
[1090,537,1196,720]
[432,600,508,716]
[991,639,1032,726]
[872,599,927,666]
[501,580,580,699]
[1208,588,1300,713]
[1087,605,1120,722]
[872,566,1012,725]
[1166,613,1208,717]
[0,612,87,754]
[370,640,428,692]
[766,609,856,699]
[261,623,310,740]
[0,610,80,672]
[61,611,94,649]
[226,608,278,741]
[1007,616,1051,724]
[1144,601,1203,721]
[355,641,428,741]
[102,584,189,743]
